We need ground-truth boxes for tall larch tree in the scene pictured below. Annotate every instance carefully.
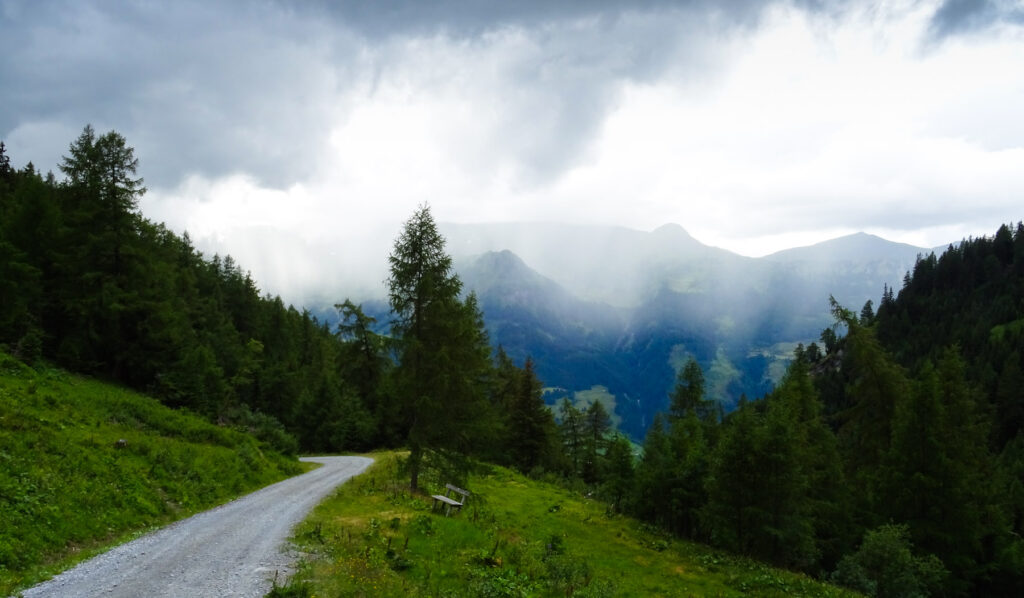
[56,125,146,376]
[388,204,494,491]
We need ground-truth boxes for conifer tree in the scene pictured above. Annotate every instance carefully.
[830,298,909,516]
[582,400,611,484]
[506,357,555,471]
[59,125,145,278]
[335,299,390,442]
[0,141,11,180]
[559,397,585,476]
[387,204,493,491]
[996,352,1024,446]
[634,414,674,527]
[884,351,996,592]
[773,358,852,569]
[670,357,715,422]
[602,434,635,512]
[667,357,716,538]
[702,398,763,554]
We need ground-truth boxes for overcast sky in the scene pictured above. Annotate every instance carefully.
[2,0,1023,303]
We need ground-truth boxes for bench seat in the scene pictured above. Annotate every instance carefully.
[431,483,470,516]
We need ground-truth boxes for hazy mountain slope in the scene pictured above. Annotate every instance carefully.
[457,250,633,409]
[442,225,933,439]
[442,221,749,307]
[456,251,778,438]
[325,224,933,440]
[443,223,925,324]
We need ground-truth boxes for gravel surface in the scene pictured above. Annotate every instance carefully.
[18,456,373,598]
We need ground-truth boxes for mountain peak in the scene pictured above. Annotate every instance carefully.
[469,249,528,273]
[458,250,558,294]
[650,222,701,252]
[652,223,690,236]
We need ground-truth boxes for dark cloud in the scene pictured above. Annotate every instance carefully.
[1,0,357,187]
[3,0,1016,193]
[2,0,849,189]
[295,0,767,38]
[929,0,1024,39]
[0,0,734,188]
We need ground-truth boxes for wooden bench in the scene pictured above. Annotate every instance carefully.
[431,483,470,516]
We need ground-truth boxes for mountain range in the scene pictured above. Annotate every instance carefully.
[344,223,939,439]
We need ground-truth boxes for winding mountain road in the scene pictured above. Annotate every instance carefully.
[19,456,373,598]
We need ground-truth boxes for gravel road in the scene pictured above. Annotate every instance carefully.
[18,455,373,598]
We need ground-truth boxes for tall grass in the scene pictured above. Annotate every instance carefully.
[0,352,302,594]
[278,452,861,597]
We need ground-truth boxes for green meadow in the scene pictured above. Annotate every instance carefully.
[0,352,302,595]
[276,452,861,597]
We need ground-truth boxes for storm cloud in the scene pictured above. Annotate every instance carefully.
[0,0,852,188]
[2,0,1023,303]
[929,0,1024,38]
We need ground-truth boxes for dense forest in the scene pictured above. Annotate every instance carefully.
[624,226,1024,597]
[2,129,1023,596]
[0,128,582,470]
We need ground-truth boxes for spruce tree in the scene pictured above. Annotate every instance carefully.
[774,358,852,569]
[667,357,715,538]
[670,357,715,422]
[602,434,635,512]
[702,398,763,554]
[582,400,611,484]
[506,357,554,472]
[634,414,674,527]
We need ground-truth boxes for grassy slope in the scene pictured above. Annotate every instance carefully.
[280,453,861,597]
[0,352,303,595]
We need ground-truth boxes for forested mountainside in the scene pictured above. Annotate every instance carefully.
[0,132,380,455]
[625,223,1024,596]
[874,225,1024,446]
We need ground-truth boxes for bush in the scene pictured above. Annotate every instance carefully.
[13,327,42,365]
[831,524,947,598]
[220,404,299,456]
[265,582,313,598]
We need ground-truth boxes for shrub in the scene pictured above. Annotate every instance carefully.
[831,524,947,598]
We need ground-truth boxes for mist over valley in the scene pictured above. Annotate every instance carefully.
[317,221,934,439]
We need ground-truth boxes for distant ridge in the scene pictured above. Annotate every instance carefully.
[763,232,928,263]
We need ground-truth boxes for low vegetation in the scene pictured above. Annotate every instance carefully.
[272,452,859,598]
[0,352,302,595]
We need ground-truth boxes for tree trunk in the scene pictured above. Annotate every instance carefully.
[409,442,422,492]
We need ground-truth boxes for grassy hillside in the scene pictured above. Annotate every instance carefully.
[0,352,303,595]
[276,453,860,597]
